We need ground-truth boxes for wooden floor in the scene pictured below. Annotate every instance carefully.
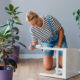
[13,59,80,80]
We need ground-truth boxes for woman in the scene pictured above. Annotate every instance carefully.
[26,11,67,70]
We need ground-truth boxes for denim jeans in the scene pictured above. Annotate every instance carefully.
[40,36,68,56]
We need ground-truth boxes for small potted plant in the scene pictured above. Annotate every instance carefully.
[0,4,26,62]
[73,9,80,29]
[0,26,17,80]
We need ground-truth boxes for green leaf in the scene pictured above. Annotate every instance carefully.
[5,5,13,14]
[14,36,19,40]
[14,12,22,15]
[3,32,12,38]
[75,16,79,21]
[15,22,23,25]
[0,52,3,58]
[12,27,19,34]
[0,24,8,27]
[8,4,14,11]
[6,30,11,33]
[7,19,14,25]
[13,7,19,11]
[1,26,8,35]
[5,10,12,15]
[0,30,12,38]
[5,7,9,11]
[1,25,11,35]
[13,16,21,23]
[18,42,26,48]
[73,12,75,15]
[77,9,80,15]
[0,33,3,37]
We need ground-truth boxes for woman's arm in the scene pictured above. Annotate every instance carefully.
[32,41,38,45]
[29,41,38,50]
[57,27,64,47]
[54,27,64,48]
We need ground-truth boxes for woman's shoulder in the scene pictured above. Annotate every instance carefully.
[42,15,55,20]
[43,15,54,17]
[30,25,38,33]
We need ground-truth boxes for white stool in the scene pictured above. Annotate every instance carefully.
[35,45,80,79]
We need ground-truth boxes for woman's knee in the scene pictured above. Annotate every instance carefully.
[44,64,52,70]
[43,55,53,70]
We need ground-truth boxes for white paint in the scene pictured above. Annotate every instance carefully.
[56,51,59,75]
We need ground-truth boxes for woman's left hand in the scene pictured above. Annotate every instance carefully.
[53,45,61,53]
[53,45,61,48]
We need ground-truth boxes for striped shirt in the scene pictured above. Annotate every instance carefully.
[30,15,62,42]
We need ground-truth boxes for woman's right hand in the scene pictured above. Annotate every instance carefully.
[29,44,36,51]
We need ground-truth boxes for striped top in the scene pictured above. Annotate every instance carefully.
[30,15,62,42]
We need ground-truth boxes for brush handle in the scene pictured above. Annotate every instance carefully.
[32,45,41,48]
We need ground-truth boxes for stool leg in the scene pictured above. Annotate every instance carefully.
[56,51,59,74]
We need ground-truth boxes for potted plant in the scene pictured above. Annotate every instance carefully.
[0,26,17,80]
[0,4,26,62]
[73,9,80,29]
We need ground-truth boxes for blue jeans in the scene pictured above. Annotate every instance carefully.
[40,36,68,56]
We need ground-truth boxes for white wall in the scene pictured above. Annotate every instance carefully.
[8,0,80,55]
[0,0,10,25]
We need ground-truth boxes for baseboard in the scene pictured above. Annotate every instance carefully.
[19,53,56,59]
[19,53,43,59]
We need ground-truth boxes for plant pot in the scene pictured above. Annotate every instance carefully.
[9,45,20,63]
[0,66,13,80]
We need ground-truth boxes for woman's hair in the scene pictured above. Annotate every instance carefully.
[26,11,38,21]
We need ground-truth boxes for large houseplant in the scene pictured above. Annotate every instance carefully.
[0,4,26,62]
[73,9,80,29]
[0,3,26,80]
[0,25,17,80]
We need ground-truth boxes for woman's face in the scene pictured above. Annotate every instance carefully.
[28,17,43,27]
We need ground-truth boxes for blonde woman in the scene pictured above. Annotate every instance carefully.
[26,11,67,70]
